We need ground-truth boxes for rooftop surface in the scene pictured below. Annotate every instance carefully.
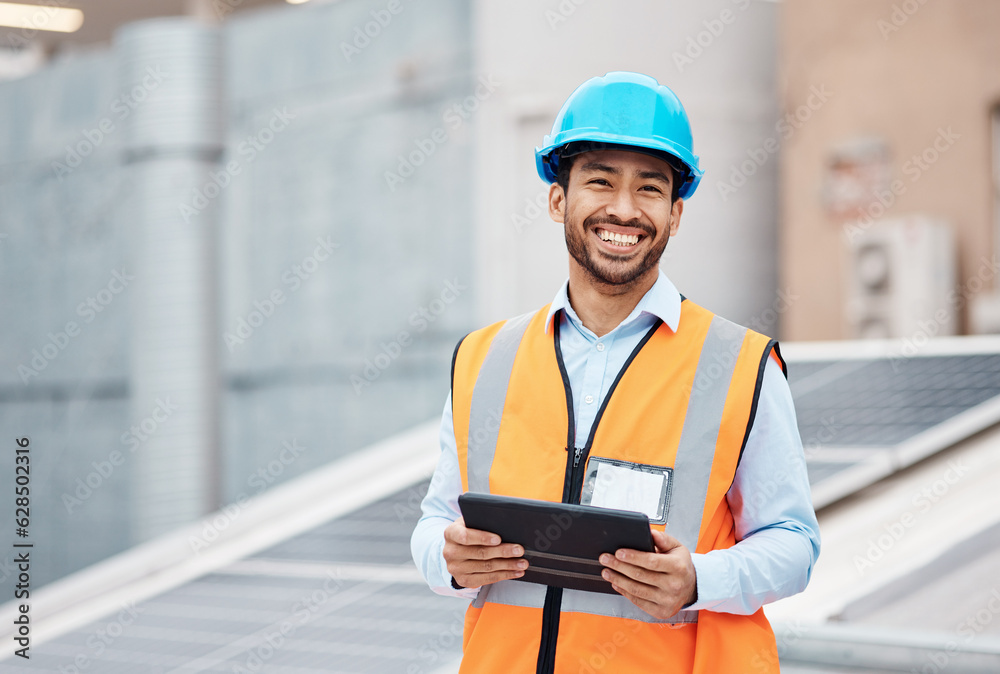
[0,483,462,673]
[3,337,1000,672]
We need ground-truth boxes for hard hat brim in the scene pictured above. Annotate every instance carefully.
[535,136,703,200]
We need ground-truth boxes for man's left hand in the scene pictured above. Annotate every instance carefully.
[599,529,697,619]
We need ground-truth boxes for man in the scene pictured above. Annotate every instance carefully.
[411,71,820,673]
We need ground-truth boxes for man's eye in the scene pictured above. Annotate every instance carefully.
[640,185,663,193]
[587,178,610,186]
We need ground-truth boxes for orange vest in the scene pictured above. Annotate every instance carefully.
[451,299,784,674]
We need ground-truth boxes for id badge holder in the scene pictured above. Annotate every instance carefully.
[580,456,672,525]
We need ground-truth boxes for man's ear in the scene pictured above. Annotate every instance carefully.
[668,198,684,236]
[548,182,566,223]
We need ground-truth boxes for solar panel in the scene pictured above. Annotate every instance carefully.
[792,355,1000,446]
[0,484,463,674]
[787,350,1000,508]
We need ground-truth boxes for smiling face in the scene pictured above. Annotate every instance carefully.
[549,148,684,292]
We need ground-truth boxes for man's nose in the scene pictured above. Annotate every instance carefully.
[604,188,642,222]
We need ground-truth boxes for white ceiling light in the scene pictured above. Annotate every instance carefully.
[0,2,84,33]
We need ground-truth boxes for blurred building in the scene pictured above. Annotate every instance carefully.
[779,0,1000,340]
[0,0,782,593]
[1,0,476,589]
[0,1,282,53]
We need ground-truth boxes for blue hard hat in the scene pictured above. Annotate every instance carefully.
[535,71,703,199]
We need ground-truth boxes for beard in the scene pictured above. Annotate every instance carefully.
[564,210,670,289]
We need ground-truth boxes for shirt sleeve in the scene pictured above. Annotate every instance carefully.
[685,355,822,614]
[410,393,480,600]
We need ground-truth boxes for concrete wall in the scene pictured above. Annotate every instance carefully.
[779,0,1000,340]
[0,0,473,590]
[217,0,474,519]
[0,46,135,595]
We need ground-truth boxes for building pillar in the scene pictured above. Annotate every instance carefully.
[116,18,223,542]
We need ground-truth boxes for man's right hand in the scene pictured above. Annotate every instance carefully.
[443,516,528,589]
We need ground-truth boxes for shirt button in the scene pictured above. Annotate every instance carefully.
[584,395,594,404]
[596,342,605,352]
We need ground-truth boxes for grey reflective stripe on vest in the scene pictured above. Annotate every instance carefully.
[467,311,534,494]
[482,580,698,623]
[472,313,748,625]
[668,315,746,551]
[473,576,545,609]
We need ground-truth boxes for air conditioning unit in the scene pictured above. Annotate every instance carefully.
[844,216,957,339]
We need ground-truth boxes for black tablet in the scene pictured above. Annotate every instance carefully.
[458,492,654,594]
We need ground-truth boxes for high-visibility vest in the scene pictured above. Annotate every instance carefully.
[451,299,784,674]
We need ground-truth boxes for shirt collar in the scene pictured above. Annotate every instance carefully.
[543,269,682,335]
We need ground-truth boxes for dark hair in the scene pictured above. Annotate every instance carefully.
[553,147,684,203]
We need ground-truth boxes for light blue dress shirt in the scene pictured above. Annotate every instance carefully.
[410,270,821,614]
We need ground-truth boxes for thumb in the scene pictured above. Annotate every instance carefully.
[651,529,683,554]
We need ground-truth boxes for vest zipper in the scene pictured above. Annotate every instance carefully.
[535,314,663,674]
[535,316,575,674]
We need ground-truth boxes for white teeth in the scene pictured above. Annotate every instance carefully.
[597,229,639,246]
